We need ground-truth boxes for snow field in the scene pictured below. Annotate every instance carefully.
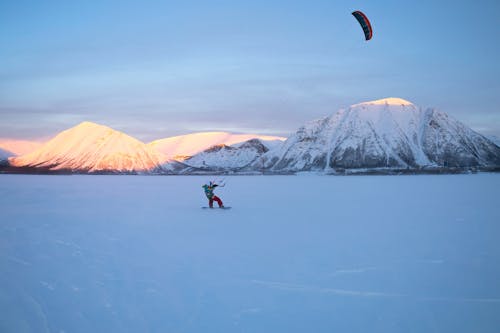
[1,174,499,332]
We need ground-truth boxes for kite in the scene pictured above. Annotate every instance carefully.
[352,10,373,41]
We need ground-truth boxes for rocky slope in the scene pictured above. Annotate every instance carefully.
[256,98,500,173]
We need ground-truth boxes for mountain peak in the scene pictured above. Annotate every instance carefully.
[10,122,163,173]
[261,98,500,172]
[73,121,112,131]
[77,121,99,126]
[354,97,414,107]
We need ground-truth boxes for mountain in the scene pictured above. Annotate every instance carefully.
[488,135,500,147]
[9,122,165,173]
[0,147,15,166]
[149,132,286,160]
[2,98,499,175]
[169,138,284,173]
[257,98,500,173]
[0,139,44,156]
[0,147,14,159]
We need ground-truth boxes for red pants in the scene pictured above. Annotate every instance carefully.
[209,195,223,208]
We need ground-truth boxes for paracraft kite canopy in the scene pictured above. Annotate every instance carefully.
[352,10,373,41]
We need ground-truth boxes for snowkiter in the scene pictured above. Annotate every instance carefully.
[202,181,224,208]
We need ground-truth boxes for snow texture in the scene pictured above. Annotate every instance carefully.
[180,139,284,172]
[1,174,500,333]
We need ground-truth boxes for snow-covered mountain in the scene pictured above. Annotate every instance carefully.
[170,138,284,173]
[0,147,15,165]
[0,139,43,156]
[257,98,500,173]
[9,122,165,173]
[2,98,499,174]
[149,132,286,160]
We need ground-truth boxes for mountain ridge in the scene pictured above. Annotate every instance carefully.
[2,98,499,174]
[149,131,286,160]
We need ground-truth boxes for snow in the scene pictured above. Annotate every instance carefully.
[180,139,283,171]
[353,97,414,107]
[3,99,498,175]
[1,174,500,332]
[149,132,286,160]
[10,122,165,172]
[0,147,14,160]
[488,135,500,147]
[262,99,500,171]
[0,139,44,156]
[185,143,262,170]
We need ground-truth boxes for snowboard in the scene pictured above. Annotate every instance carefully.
[202,206,232,210]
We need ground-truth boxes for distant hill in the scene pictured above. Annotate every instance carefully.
[165,138,284,173]
[149,132,285,161]
[0,139,43,156]
[0,147,15,166]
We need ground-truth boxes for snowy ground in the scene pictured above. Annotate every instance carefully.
[1,174,499,333]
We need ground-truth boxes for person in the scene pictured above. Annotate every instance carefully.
[202,181,224,208]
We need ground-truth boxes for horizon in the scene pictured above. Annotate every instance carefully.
[0,120,289,145]
[1,96,499,146]
[1,1,500,141]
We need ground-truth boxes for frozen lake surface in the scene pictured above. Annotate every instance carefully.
[1,174,500,332]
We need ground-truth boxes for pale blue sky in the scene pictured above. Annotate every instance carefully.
[1,0,499,141]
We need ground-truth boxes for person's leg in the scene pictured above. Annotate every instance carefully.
[209,198,214,208]
[213,195,223,207]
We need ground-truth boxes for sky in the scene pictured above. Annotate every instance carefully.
[1,0,499,142]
